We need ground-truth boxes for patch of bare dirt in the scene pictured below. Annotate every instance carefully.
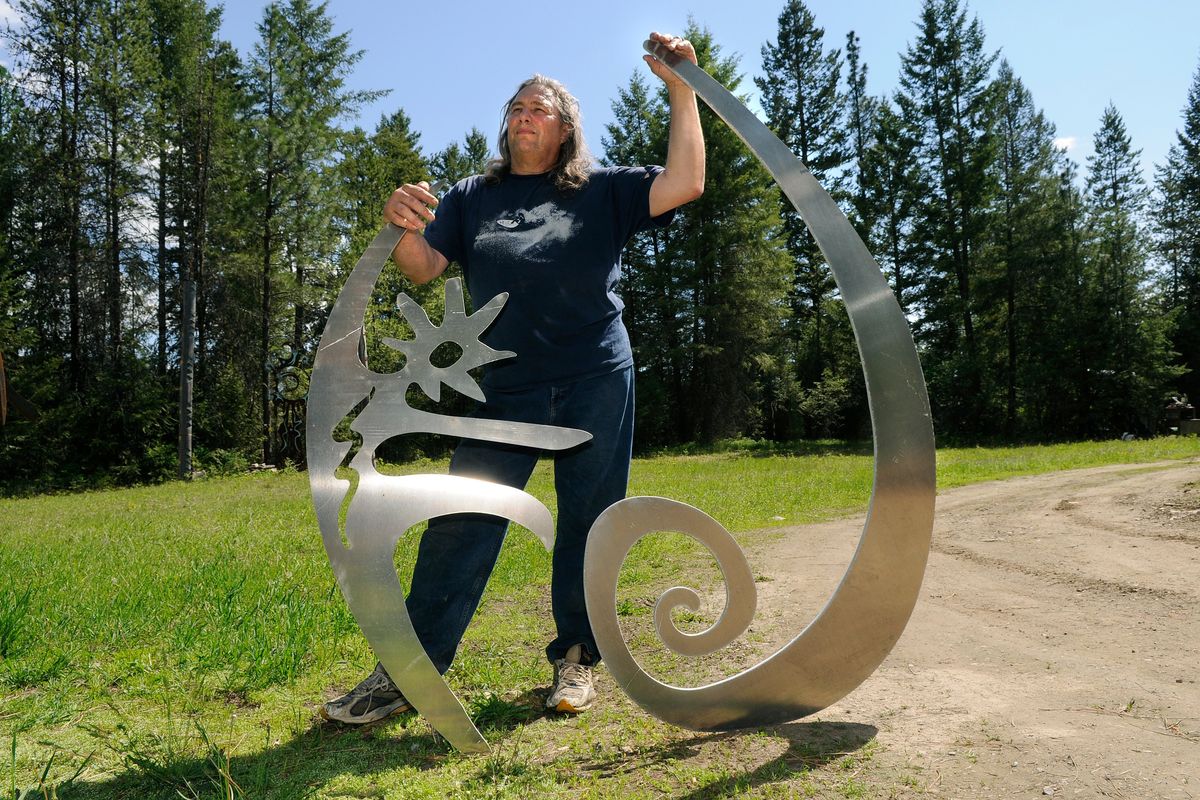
[739,460,1200,798]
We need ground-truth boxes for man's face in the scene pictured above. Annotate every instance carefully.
[506,85,570,171]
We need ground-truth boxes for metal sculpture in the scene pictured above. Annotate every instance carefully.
[306,228,591,753]
[308,40,934,753]
[267,345,311,467]
[579,42,936,731]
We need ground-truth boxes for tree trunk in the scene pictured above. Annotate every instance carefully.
[157,140,169,376]
[107,118,121,365]
[178,270,196,478]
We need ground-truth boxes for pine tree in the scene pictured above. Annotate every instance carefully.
[1154,147,1191,308]
[431,127,490,186]
[756,1,848,184]
[844,29,877,232]
[756,0,851,428]
[92,0,156,366]
[1030,163,1091,437]
[1160,60,1200,403]
[0,66,26,358]
[860,98,922,316]
[245,0,379,462]
[0,67,39,480]
[6,0,101,393]
[984,61,1071,435]
[463,128,490,176]
[148,0,215,378]
[183,11,252,469]
[332,110,432,373]
[1082,104,1180,433]
[895,0,999,433]
[858,94,929,439]
[276,0,379,354]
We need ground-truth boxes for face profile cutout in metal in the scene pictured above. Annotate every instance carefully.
[580,42,936,731]
[307,225,591,753]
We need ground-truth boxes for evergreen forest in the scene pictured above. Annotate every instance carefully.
[3,0,1200,492]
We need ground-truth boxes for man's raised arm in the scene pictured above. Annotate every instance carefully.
[644,31,706,218]
[385,181,450,285]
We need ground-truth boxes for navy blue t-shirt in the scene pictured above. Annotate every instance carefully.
[422,166,672,391]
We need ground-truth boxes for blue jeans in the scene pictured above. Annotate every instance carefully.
[405,366,634,672]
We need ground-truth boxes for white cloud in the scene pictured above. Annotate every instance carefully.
[1053,136,1077,152]
[0,1,18,25]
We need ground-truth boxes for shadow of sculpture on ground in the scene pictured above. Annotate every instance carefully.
[67,706,875,799]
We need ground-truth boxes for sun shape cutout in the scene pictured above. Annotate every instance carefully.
[381,277,514,403]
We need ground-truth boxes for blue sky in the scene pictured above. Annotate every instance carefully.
[4,0,1199,184]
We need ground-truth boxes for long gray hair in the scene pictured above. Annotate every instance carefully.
[485,75,593,191]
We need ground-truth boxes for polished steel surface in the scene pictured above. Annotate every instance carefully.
[581,41,937,731]
[307,223,590,753]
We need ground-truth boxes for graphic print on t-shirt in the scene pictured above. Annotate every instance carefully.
[475,201,582,261]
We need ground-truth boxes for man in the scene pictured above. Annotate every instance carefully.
[322,31,704,724]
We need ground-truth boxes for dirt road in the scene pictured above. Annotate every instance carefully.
[736,460,1200,798]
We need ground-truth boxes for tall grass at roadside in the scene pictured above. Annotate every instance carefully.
[0,437,1196,797]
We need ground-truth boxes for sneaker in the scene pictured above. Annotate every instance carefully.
[546,644,596,713]
[320,663,412,724]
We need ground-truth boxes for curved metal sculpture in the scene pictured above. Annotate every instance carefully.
[580,41,937,731]
[307,227,590,753]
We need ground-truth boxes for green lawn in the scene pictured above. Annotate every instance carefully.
[1,437,1197,798]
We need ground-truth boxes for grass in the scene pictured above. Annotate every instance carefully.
[0,436,1197,798]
